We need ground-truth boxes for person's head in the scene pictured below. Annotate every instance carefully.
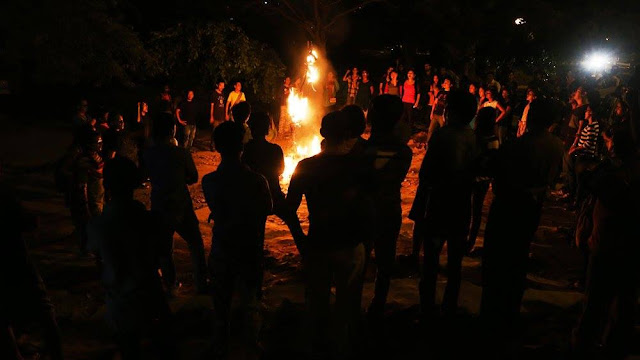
[424,63,432,73]
[231,101,251,124]
[214,121,245,158]
[341,105,366,139]
[615,100,628,117]
[103,156,139,199]
[77,99,89,115]
[234,81,242,92]
[603,125,636,159]
[387,66,394,74]
[352,67,359,76]
[501,88,510,100]
[108,112,124,131]
[526,88,537,103]
[247,111,272,139]
[284,76,291,86]
[390,71,398,81]
[406,69,415,80]
[163,85,170,93]
[585,105,594,121]
[433,74,439,85]
[327,71,335,81]
[573,86,586,103]
[468,83,477,95]
[444,91,477,127]
[526,99,554,133]
[442,77,452,91]
[485,88,495,101]
[152,112,175,140]
[369,94,403,135]
[216,80,225,91]
[362,70,369,81]
[320,111,349,146]
[186,90,194,101]
[478,86,485,98]
[475,107,497,136]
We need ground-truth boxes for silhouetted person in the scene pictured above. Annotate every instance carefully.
[201,121,272,359]
[287,111,374,357]
[70,127,104,255]
[341,105,367,154]
[480,100,564,336]
[231,101,252,144]
[0,168,63,360]
[144,112,208,295]
[467,107,500,255]
[572,126,640,359]
[410,91,479,317]
[87,157,176,360]
[102,112,138,165]
[364,95,412,318]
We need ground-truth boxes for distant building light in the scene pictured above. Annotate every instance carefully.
[515,18,526,25]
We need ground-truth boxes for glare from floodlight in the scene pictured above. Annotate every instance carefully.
[515,18,526,25]
[582,52,614,73]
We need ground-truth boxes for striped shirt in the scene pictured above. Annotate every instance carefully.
[577,121,600,156]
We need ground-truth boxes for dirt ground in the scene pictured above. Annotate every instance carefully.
[1,121,638,359]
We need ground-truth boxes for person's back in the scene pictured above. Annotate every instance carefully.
[145,141,198,215]
[202,162,271,261]
[420,125,478,190]
[364,136,412,210]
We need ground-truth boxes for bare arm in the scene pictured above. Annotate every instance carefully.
[415,93,421,108]
[210,103,215,123]
[495,103,507,123]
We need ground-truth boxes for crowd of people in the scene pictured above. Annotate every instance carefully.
[3,61,639,360]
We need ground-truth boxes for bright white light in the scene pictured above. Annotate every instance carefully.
[582,52,614,73]
[515,18,526,25]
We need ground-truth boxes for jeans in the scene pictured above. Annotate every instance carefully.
[371,210,402,310]
[183,125,196,150]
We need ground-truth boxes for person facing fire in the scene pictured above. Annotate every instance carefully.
[364,95,413,319]
[231,101,252,144]
[202,121,272,359]
[209,80,226,152]
[144,113,208,296]
[287,111,374,357]
[226,81,246,121]
[70,126,104,255]
[87,156,176,359]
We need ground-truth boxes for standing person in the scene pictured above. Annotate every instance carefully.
[517,88,537,138]
[202,121,272,359]
[158,85,173,114]
[364,95,413,319]
[176,90,198,150]
[467,107,499,255]
[88,157,176,360]
[400,69,421,130]
[379,67,394,95]
[383,70,402,98]
[209,80,226,152]
[343,67,361,105]
[486,73,501,93]
[477,86,488,110]
[428,77,452,142]
[279,76,292,136]
[137,102,151,141]
[323,72,340,115]
[567,105,601,205]
[565,87,589,148]
[287,111,373,357]
[572,127,640,359]
[1,173,64,360]
[225,81,246,121]
[355,70,374,113]
[144,113,208,296]
[70,127,104,255]
[480,100,564,339]
[410,91,479,318]
[102,113,137,165]
[72,99,92,136]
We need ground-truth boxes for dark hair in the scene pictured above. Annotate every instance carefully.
[216,79,225,85]
[153,112,175,139]
[445,91,477,126]
[231,101,251,123]
[248,111,272,138]
[320,111,349,143]
[214,121,245,155]
[341,105,366,138]
[526,99,554,133]
[369,94,403,134]
[475,107,497,136]
[104,156,139,197]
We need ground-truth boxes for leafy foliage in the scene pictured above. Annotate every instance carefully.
[149,22,285,104]
[0,0,156,87]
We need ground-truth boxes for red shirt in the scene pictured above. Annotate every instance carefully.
[402,81,416,104]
